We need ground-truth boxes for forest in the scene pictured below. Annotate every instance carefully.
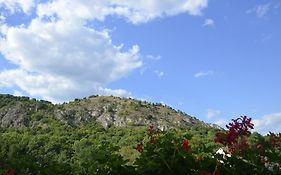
[0,115,280,175]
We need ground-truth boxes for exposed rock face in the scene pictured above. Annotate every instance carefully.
[0,104,29,128]
[0,94,207,129]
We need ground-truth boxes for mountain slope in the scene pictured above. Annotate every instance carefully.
[0,94,206,129]
[0,94,225,175]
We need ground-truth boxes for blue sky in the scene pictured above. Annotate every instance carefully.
[0,0,280,134]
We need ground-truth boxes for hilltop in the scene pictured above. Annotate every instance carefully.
[0,94,207,130]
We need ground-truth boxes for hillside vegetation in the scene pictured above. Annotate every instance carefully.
[0,94,280,174]
[0,94,205,130]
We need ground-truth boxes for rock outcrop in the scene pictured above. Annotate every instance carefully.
[0,94,207,130]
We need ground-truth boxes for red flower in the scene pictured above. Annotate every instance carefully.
[214,132,227,144]
[136,143,143,152]
[226,116,254,136]
[215,116,254,153]
[147,124,161,144]
[238,136,249,151]
[182,139,190,152]
[147,124,156,133]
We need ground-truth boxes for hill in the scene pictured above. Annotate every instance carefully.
[0,94,225,175]
[1,94,277,175]
[0,94,207,130]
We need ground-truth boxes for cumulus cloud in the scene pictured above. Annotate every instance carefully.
[0,0,209,102]
[0,15,141,102]
[253,112,281,135]
[1,19,141,83]
[0,69,131,103]
[203,18,214,27]
[36,0,208,24]
[0,0,35,14]
[194,70,214,78]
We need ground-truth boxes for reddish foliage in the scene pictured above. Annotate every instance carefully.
[214,116,253,153]
[226,116,254,135]
[255,143,263,150]
[148,124,154,132]
[147,124,161,145]
[181,139,190,152]
[136,143,143,153]
[147,124,161,135]
[1,169,16,175]
[214,131,236,147]
[268,132,281,147]
[200,169,220,175]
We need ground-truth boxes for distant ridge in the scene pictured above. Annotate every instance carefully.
[0,94,209,129]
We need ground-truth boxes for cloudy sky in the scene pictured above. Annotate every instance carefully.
[0,0,280,134]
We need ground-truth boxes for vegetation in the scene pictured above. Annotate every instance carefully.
[0,117,223,174]
[0,94,205,129]
[0,94,280,174]
[0,115,280,174]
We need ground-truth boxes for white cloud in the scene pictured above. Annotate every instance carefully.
[206,109,221,119]
[0,0,35,14]
[246,3,271,18]
[36,0,208,24]
[0,0,209,102]
[0,15,6,34]
[0,17,141,102]
[154,70,164,78]
[146,55,161,61]
[1,19,141,83]
[0,15,5,22]
[203,18,214,27]
[253,112,281,135]
[194,70,214,78]
[0,69,131,103]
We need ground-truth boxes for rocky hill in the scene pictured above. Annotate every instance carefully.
[0,94,207,130]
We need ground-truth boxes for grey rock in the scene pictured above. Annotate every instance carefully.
[0,94,209,130]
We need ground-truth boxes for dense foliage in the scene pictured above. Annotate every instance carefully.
[0,116,220,174]
[0,115,280,174]
[0,94,280,174]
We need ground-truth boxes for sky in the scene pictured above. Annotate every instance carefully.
[0,0,280,134]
